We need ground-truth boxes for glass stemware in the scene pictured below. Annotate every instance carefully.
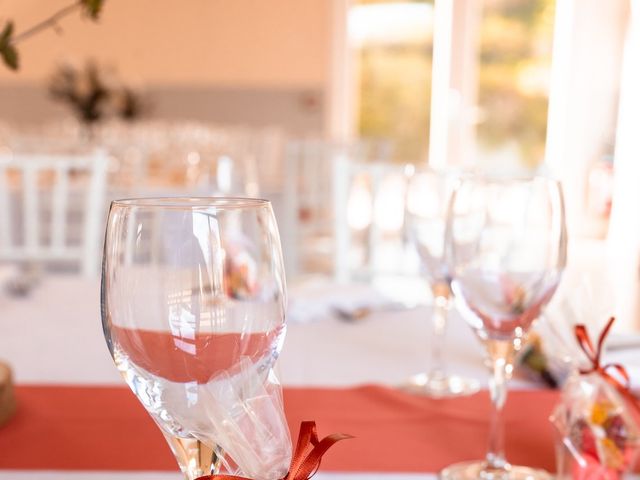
[441,176,567,479]
[403,167,480,397]
[101,197,290,480]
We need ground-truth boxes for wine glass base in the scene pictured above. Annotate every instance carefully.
[403,372,480,398]
[440,461,552,480]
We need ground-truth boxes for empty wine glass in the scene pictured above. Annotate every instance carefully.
[101,197,291,480]
[403,167,480,397]
[441,175,567,479]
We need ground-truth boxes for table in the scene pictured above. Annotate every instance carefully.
[0,275,488,388]
[0,274,638,479]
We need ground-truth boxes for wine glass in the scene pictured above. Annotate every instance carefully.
[101,197,291,480]
[403,167,480,397]
[441,175,567,479]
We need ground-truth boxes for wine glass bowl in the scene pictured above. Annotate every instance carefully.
[101,197,290,480]
[447,177,566,341]
[441,176,567,479]
[405,169,457,285]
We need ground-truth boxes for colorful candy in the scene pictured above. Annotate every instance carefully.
[551,373,640,478]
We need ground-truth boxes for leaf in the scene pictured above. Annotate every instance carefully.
[0,43,19,70]
[0,21,14,43]
[0,21,18,70]
[80,0,106,20]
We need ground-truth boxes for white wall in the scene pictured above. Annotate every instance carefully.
[0,0,333,130]
[608,0,640,331]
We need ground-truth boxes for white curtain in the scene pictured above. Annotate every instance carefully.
[608,0,640,330]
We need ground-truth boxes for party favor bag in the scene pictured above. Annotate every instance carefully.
[551,318,640,479]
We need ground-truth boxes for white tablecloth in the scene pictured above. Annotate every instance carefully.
[0,275,488,388]
[1,274,639,479]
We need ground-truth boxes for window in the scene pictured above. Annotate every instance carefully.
[350,0,435,162]
[476,0,555,169]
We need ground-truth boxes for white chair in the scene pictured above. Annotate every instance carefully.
[224,126,285,194]
[333,159,412,283]
[281,138,394,280]
[0,149,109,276]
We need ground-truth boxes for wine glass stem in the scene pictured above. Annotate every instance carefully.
[485,339,514,471]
[428,294,449,380]
[164,433,225,480]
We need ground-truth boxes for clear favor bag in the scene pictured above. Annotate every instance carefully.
[550,319,640,479]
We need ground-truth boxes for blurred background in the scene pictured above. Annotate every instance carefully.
[0,0,638,329]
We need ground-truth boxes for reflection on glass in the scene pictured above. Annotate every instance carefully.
[101,198,289,480]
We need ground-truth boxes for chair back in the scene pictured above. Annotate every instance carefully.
[333,159,411,283]
[281,138,394,279]
[0,149,108,276]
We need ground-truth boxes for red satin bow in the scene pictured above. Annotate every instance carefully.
[575,316,640,414]
[196,421,353,480]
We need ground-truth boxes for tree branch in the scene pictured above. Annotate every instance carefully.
[11,1,81,45]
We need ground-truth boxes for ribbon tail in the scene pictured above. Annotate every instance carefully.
[575,324,597,366]
[596,317,616,355]
[286,421,320,478]
[602,364,631,389]
[289,433,354,480]
[197,423,353,480]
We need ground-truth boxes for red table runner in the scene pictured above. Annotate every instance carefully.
[0,385,560,472]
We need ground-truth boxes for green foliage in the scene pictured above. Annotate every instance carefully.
[499,0,547,24]
[49,60,149,124]
[358,45,432,162]
[116,87,150,121]
[1,0,106,72]
[356,0,555,168]
[49,61,110,124]
[0,22,19,70]
[81,0,106,20]
[477,0,555,166]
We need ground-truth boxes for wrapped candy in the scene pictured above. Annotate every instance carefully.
[553,373,640,479]
[550,318,640,479]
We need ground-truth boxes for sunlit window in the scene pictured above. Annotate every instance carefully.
[476,0,556,168]
[350,0,435,163]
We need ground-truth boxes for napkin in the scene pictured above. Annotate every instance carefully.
[287,280,406,323]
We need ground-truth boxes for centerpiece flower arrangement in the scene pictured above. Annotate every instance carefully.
[48,60,149,130]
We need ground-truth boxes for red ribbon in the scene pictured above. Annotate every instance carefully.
[575,316,640,414]
[196,421,353,480]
